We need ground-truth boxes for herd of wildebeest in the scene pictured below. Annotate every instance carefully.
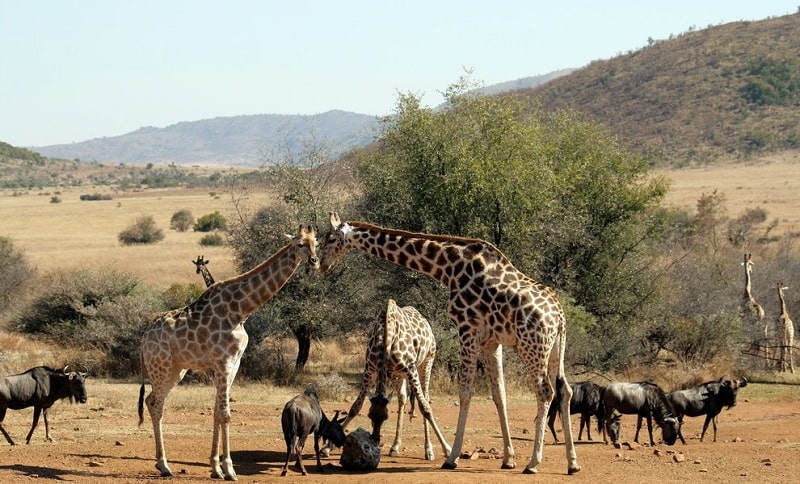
[0,213,752,479]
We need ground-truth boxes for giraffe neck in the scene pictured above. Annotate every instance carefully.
[201,243,303,319]
[200,268,216,287]
[344,221,509,287]
[744,265,754,299]
[778,287,788,317]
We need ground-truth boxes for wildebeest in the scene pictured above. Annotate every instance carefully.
[547,381,607,443]
[667,377,748,444]
[0,366,88,445]
[602,381,680,446]
[280,388,347,476]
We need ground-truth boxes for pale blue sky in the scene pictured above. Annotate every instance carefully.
[1,1,797,147]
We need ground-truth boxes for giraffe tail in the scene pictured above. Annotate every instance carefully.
[138,350,146,426]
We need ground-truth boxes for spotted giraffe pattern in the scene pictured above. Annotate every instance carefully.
[324,299,450,460]
[139,225,318,480]
[776,283,795,373]
[192,255,216,287]
[742,253,769,365]
[318,212,579,475]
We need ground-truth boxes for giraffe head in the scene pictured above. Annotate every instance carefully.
[319,212,350,273]
[294,224,319,270]
[192,255,210,273]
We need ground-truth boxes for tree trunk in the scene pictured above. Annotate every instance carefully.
[294,324,312,370]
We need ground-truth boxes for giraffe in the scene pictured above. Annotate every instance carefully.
[741,253,768,364]
[192,255,216,287]
[776,283,795,373]
[318,212,580,475]
[322,299,451,461]
[138,224,318,480]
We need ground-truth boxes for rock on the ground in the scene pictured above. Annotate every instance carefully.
[340,428,381,470]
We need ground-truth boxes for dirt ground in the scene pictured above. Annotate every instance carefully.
[0,381,798,483]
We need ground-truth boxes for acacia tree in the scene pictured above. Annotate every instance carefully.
[355,77,671,369]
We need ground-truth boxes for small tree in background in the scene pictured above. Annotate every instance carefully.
[118,215,165,245]
[170,208,194,232]
[0,236,35,315]
[194,211,227,232]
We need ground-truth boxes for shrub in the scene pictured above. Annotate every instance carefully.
[79,193,113,201]
[161,283,205,309]
[13,268,162,377]
[199,233,224,246]
[194,211,227,232]
[0,237,35,314]
[118,215,165,245]
[170,208,194,232]
[50,196,61,203]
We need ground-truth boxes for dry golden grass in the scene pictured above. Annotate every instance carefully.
[0,185,277,289]
[658,151,800,234]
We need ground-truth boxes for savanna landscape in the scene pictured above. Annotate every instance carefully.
[3,12,800,484]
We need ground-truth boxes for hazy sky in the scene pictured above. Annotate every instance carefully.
[1,1,797,147]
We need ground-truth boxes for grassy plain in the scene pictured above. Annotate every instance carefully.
[1,153,798,291]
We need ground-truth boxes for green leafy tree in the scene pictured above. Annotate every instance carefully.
[194,211,227,232]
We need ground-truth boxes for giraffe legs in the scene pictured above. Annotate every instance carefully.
[482,344,516,469]
[210,355,244,481]
[402,362,451,460]
[442,343,479,470]
[389,378,408,457]
[144,367,186,477]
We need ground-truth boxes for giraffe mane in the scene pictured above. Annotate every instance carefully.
[347,221,513,264]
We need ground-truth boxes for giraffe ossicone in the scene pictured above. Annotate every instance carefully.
[318,212,579,475]
[139,224,318,480]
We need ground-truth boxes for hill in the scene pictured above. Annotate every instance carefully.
[27,73,572,167]
[32,110,380,167]
[518,13,800,166]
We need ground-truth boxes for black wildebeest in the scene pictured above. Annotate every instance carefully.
[280,388,347,476]
[547,381,608,443]
[602,381,680,446]
[667,377,748,444]
[0,366,88,445]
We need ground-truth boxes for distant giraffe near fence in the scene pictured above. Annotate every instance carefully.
[741,253,769,365]
[322,299,450,461]
[138,225,318,480]
[318,212,579,475]
[776,283,795,373]
[192,255,216,287]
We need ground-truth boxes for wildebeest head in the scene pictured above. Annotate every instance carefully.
[63,366,88,404]
[718,377,748,409]
[660,416,680,445]
[323,410,348,448]
[605,412,622,442]
[367,393,390,442]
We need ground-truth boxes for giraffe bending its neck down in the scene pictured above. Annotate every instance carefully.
[139,225,318,480]
[323,299,450,461]
[192,255,216,287]
[318,213,579,475]
[777,283,795,373]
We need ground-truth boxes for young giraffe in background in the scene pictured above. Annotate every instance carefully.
[322,299,450,461]
[742,253,769,364]
[318,212,579,475]
[192,255,216,287]
[776,283,795,373]
[139,225,318,480]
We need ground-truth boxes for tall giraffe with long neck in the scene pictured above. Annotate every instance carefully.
[742,253,768,364]
[192,255,216,287]
[318,213,579,475]
[776,283,795,373]
[139,225,318,480]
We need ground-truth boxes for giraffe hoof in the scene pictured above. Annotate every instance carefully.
[441,461,458,470]
[501,461,517,470]
[522,467,538,474]
[568,465,582,475]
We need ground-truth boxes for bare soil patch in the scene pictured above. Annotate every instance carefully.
[0,381,798,483]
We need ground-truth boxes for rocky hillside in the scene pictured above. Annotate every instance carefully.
[518,13,800,166]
